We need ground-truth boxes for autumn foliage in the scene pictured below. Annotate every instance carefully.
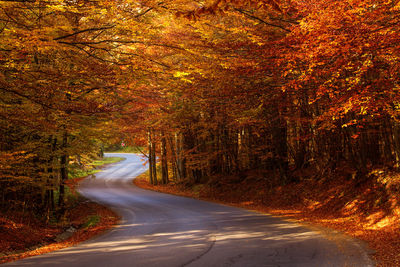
[126,0,400,188]
[1,0,400,263]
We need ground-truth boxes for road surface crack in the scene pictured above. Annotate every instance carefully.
[180,233,217,267]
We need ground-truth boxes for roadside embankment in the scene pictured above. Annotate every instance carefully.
[0,157,123,264]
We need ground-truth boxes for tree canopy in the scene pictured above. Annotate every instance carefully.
[1,0,400,218]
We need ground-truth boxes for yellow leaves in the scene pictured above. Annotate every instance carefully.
[393,1,400,11]
[219,62,231,69]
[363,57,373,67]
[342,119,358,128]
[180,78,193,83]
[99,9,109,15]
[47,4,79,14]
[173,71,192,83]
[345,76,360,86]
[173,71,190,78]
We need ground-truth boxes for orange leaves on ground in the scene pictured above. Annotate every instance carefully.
[0,202,119,264]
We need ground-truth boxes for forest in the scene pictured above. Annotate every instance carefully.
[1,0,400,263]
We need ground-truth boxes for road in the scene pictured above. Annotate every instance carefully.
[5,153,374,267]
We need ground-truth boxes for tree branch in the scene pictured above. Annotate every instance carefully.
[54,25,115,41]
[234,8,290,32]
[0,0,35,2]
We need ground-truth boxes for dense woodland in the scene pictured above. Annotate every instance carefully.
[1,0,400,220]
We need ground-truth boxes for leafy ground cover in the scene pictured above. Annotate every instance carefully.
[89,157,125,167]
[134,168,400,267]
[105,145,145,154]
[0,200,119,264]
[0,157,123,264]
[68,157,125,179]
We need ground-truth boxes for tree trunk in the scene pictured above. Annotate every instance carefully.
[161,132,169,184]
[58,130,68,218]
[175,132,183,180]
[148,130,154,185]
[152,138,157,185]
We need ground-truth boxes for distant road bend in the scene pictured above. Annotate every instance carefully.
[5,153,374,267]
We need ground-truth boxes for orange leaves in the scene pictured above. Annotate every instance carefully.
[0,202,119,264]
[280,0,400,128]
[0,152,35,182]
[176,0,287,20]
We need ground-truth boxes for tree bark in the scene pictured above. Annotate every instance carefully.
[151,133,157,185]
[148,130,154,185]
[161,132,169,184]
[58,130,68,218]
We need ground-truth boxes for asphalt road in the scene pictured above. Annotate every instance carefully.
[5,153,374,267]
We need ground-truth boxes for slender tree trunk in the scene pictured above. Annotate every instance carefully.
[58,130,68,218]
[392,121,400,167]
[168,137,178,180]
[271,93,289,182]
[175,133,183,180]
[148,130,154,185]
[151,132,157,185]
[161,132,169,184]
[44,136,57,221]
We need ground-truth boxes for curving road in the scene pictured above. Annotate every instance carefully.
[5,153,374,267]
